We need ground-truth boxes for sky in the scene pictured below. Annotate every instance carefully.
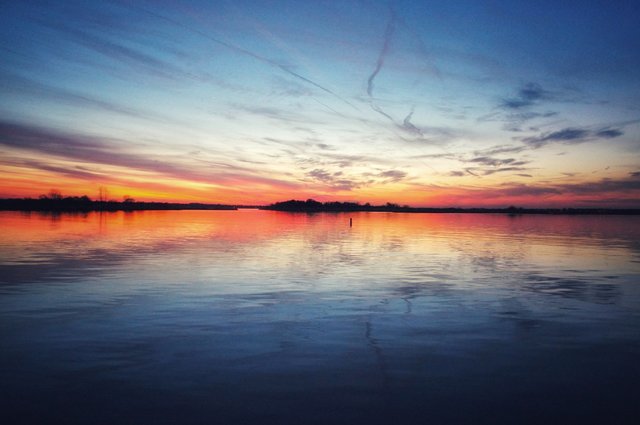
[1,0,639,207]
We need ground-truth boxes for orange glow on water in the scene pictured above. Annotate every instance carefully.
[2,210,638,273]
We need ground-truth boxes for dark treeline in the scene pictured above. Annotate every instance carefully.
[262,199,397,212]
[2,195,639,214]
[0,194,236,211]
[262,199,640,215]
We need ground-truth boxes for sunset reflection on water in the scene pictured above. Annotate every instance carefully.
[1,210,639,424]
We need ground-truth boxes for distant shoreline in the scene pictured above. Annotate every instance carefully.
[258,199,640,215]
[0,198,237,212]
[262,207,640,215]
[2,197,639,215]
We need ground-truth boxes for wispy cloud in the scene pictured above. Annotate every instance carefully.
[0,157,105,181]
[474,145,528,156]
[367,9,396,97]
[476,176,640,203]
[305,167,407,191]
[315,152,392,167]
[0,120,301,191]
[400,108,423,136]
[364,8,407,130]
[596,128,624,138]
[522,126,624,148]
[42,22,198,82]
[123,3,357,109]
[449,165,531,178]
[481,166,530,176]
[306,168,360,191]
[501,83,551,109]
[413,149,532,178]
[233,104,319,124]
[502,111,559,132]
[378,169,407,182]
[495,184,561,197]
[468,156,529,167]
[1,73,176,123]
[556,177,640,194]
[476,82,560,132]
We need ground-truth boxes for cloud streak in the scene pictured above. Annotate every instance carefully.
[401,108,423,136]
[1,73,177,123]
[124,3,357,109]
[0,157,105,181]
[46,23,194,81]
[475,176,640,203]
[306,168,359,191]
[0,120,301,191]
[468,156,528,167]
[367,9,396,97]
[522,126,624,148]
[378,169,407,182]
[305,167,407,191]
[501,82,551,109]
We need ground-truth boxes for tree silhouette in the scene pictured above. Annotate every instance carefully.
[98,186,109,202]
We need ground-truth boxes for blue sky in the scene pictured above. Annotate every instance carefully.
[1,0,639,206]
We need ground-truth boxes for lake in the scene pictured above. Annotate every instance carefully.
[1,210,639,424]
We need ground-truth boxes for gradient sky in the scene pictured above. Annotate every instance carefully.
[1,0,639,207]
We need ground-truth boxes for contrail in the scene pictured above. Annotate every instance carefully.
[367,10,396,97]
[402,108,423,136]
[370,102,395,123]
[365,9,400,126]
[122,2,357,109]
[312,97,342,116]
[361,7,453,177]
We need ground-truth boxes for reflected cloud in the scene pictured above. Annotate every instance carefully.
[522,273,620,304]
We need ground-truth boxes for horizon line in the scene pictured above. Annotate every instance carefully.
[1,196,640,212]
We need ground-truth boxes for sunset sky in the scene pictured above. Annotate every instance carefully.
[1,0,639,207]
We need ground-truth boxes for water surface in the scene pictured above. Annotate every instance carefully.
[1,210,639,424]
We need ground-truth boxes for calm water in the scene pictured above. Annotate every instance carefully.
[1,210,639,424]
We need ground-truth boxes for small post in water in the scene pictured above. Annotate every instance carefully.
[349,217,353,227]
